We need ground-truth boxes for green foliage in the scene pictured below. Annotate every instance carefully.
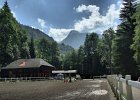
[97,28,115,74]
[131,4,140,65]
[36,38,60,68]
[21,24,54,41]
[83,33,103,76]
[62,33,106,76]
[0,1,30,67]
[29,37,36,58]
[63,50,78,70]
[112,0,137,75]
[77,46,85,74]
[58,43,74,54]
[21,25,73,55]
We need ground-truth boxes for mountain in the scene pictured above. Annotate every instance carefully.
[21,24,54,41]
[21,24,73,54]
[61,30,87,49]
[58,43,74,54]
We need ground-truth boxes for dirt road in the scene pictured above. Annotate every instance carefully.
[0,79,116,100]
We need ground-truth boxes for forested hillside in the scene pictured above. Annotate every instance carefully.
[0,1,72,69]
[0,1,30,67]
[21,25,54,41]
[21,24,74,55]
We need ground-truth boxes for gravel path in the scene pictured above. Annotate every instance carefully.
[0,79,116,100]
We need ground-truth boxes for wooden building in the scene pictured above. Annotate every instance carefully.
[1,59,55,78]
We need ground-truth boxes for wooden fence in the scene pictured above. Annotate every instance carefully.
[107,75,140,100]
[0,77,49,82]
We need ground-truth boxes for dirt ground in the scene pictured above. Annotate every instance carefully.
[0,79,116,100]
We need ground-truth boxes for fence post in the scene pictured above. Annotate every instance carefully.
[118,74,123,100]
[113,75,116,87]
[119,74,123,93]
[125,75,133,100]
[5,78,6,82]
[115,75,119,98]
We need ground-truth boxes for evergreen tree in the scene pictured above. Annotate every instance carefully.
[36,38,60,67]
[50,41,60,67]
[0,1,30,67]
[77,46,85,74]
[131,4,140,69]
[112,0,137,75]
[97,28,115,74]
[29,37,36,58]
[36,38,51,61]
[63,50,78,70]
[84,33,101,76]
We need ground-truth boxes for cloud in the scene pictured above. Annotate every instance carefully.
[74,2,121,34]
[47,1,122,42]
[37,18,46,29]
[11,11,16,18]
[31,26,36,29]
[48,28,72,42]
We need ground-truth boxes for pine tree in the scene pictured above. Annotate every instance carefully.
[77,46,85,74]
[29,37,36,58]
[97,28,115,74]
[0,1,30,67]
[131,4,140,69]
[84,33,101,76]
[50,41,60,67]
[112,0,137,75]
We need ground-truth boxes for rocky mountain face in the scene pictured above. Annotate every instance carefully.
[61,30,87,49]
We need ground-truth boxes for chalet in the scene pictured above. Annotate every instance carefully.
[1,58,55,78]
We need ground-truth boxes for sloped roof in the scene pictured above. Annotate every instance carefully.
[52,70,77,74]
[2,58,54,69]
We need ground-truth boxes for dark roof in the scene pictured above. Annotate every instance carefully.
[2,58,54,69]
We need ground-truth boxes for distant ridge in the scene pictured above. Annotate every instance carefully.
[21,24,54,41]
[61,30,87,49]
[21,24,73,54]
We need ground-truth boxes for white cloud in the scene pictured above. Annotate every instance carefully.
[74,1,122,34]
[48,28,72,42]
[11,11,16,18]
[45,1,122,42]
[37,18,46,29]
[31,26,36,29]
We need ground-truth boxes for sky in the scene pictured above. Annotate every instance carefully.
[0,0,124,42]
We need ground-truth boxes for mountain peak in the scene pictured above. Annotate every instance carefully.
[69,30,79,34]
[61,30,86,49]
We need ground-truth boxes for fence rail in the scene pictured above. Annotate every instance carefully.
[0,77,50,82]
[107,75,140,100]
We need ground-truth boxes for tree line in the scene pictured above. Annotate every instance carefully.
[62,0,140,78]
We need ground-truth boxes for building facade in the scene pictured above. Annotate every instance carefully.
[1,59,55,78]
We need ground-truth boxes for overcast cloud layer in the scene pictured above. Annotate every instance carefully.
[48,1,122,42]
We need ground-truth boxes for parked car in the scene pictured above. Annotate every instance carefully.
[55,73,64,80]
